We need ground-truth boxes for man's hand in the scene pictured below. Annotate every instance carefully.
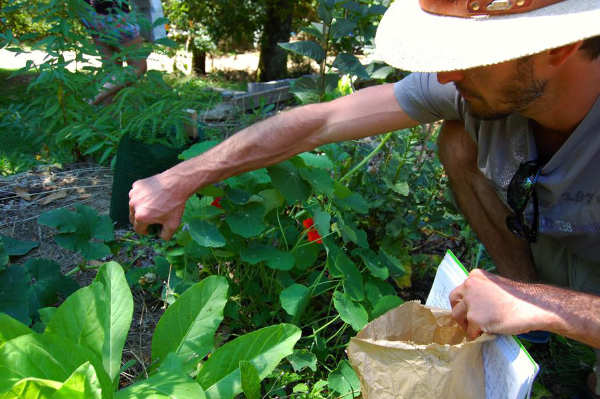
[128,171,190,240]
[449,269,552,339]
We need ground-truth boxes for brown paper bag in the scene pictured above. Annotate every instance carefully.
[347,301,493,399]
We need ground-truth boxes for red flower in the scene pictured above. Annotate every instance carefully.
[211,197,222,208]
[302,218,322,243]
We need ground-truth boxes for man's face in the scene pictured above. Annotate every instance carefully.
[437,57,548,120]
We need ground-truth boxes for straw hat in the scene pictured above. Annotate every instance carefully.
[374,0,600,72]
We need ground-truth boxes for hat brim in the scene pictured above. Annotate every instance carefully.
[374,0,600,72]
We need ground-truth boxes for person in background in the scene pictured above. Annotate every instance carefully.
[81,0,147,105]
[128,0,600,395]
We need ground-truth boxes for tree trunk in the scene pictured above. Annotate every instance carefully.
[257,0,294,82]
[191,43,206,75]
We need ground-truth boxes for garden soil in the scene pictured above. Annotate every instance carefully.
[0,162,163,387]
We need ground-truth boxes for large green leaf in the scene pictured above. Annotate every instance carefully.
[325,242,364,301]
[330,19,357,40]
[334,192,370,214]
[0,242,7,271]
[371,296,404,320]
[291,244,320,271]
[183,196,224,221]
[267,161,311,204]
[196,324,301,399]
[278,41,325,63]
[289,76,320,104]
[116,370,206,399]
[0,314,32,346]
[225,169,271,192]
[225,203,266,238]
[279,284,310,318]
[256,189,284,216]
[287,349,317,372]
[239,361,260,399]
[52,362,103,399]
[151,276,228,370]
[339,218,368,248]
[317,1,333,24]
[332,291,368,331]
[0,266,30,324]
[299,168,335,196]
[352,248,389,280]
[0,235,38,257]
[0,378,60,398]
[298,153,334,170]
[187,219,226,248]
[38,205,114,261]
[46,262,133,385]
[312,208,331,237]
[300,23,324,41]
[0,333,112,397]
[25,259,79,309]
[327,360,361,398]
[332,53,369,80]
[179,140,220,160]
[364,277,397,308]
[240,245,295,271]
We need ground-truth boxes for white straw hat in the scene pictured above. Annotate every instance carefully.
[374,0,600,72]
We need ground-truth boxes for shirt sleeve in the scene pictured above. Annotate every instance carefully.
[393,72,462,123]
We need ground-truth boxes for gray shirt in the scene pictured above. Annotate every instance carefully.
[394,73,600,263]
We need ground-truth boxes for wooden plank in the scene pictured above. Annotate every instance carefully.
[228,86,292,111]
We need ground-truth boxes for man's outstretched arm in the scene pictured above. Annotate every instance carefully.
[128,83,420,240]
[450,269,600,348]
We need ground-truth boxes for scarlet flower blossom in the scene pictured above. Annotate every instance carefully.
[302,218,322,243]
[211,197,222,208]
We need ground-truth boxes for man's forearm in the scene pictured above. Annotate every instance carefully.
[166,103,331,198]
[450,269,600,348]
[165,83,418,198]
[526,283,600,348]
[128,83,418,239]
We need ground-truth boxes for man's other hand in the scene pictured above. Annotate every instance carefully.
[128,172,188,241]
[449,269,545,339]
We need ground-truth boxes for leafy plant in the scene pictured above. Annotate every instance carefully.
[279,0,393,102]
[0,258,78,327]
[0,262,302,398]
[38,204,115,262]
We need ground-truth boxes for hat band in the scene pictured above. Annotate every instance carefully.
[419,0,564,17]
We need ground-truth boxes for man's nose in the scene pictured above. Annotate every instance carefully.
[437,70,465,84]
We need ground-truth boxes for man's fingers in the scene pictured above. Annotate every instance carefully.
[159,225,175,241]
[449,285,464,307]
[129,204,135,225]
[466,321,483,340]
[451,299,468,331]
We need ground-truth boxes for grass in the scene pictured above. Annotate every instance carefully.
[0,67,252,176]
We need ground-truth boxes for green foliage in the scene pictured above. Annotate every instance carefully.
[38,205,115,261]
[279,0,393,102]
[327,360,361,398]
[0,0,224,172]
[196,324,301,399]
[0,262,301,398]
[151,275,228,371]
[0,259,78,326]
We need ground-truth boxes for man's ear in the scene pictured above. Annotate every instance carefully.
[546,41,584,67]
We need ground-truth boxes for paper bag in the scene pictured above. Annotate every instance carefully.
[347,301,493,399]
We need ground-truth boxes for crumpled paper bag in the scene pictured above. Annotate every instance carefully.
[347,301,493,399]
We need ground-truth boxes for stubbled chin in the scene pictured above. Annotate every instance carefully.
[464,100,511,121]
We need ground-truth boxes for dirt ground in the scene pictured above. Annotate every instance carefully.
[0,162,164,386]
